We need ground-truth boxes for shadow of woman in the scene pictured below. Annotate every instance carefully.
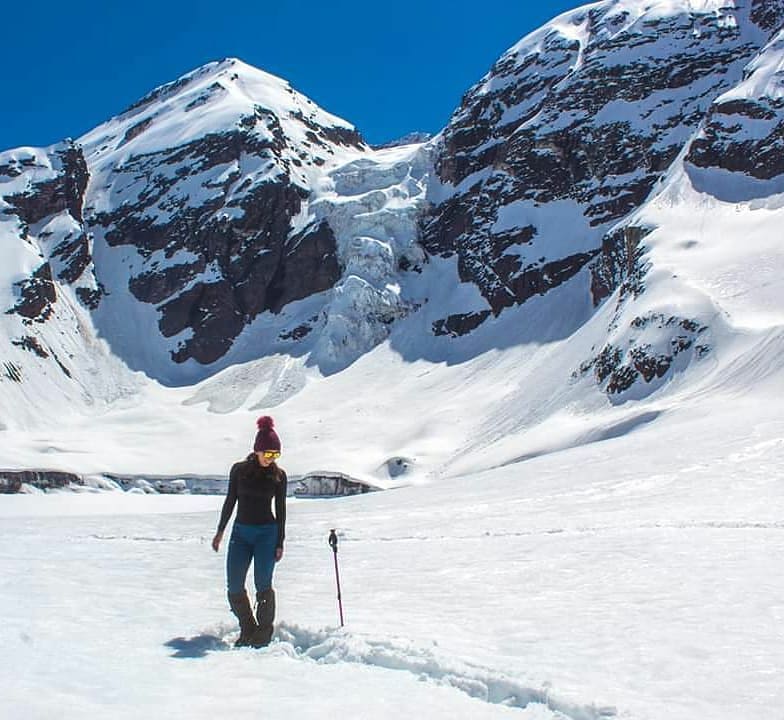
[164,632,231,658]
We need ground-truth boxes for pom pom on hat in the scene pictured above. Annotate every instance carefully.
[254,416,281,453]
[257,416,275,431]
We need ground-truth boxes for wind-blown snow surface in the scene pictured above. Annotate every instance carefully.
[2,388,783,720]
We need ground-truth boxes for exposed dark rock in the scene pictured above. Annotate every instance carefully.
[6,263,57,322]
[0,469,83,493]
[51,350,73,378]
[589,345,622,384]
[279,323,313,341]
[52,231,91,284]
[319,125,366,150]
[129,261,204,305]
[265,220,340,313]
[184,82,226,112]
[3,362,22,382]
[5,176,64,226]
[0,162,22,178]
[59,143,89,223]
[605,362,639,395]
[120,116,154,146]
[122,68,203,116]
[578,315,709,395]
[289,110,366,150]
[2,142,88,227]
[85,89,353,367]
[0,476,22,493]
[92,120,318,363]
[397,254,423,273]
[162,281,244,365]
[11,336,49,358]
[4,24,770,381]
[97,133,290,255]
[686,95,784,184]
[159,220,339,364]
[422,178,599,313]
[76,286,103,310]
[432,310,492,337]
[589,226,652,306]
[629,345,677,383]
[751,0,784,32]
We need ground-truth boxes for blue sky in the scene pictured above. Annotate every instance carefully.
[1,0,580,151]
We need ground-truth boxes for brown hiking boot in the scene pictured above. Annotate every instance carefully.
[251,588,275,647]
[227,590,258,647]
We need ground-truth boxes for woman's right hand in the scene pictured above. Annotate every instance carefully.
[211,531,223,552]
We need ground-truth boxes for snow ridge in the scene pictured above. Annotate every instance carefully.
[264,624,618,720]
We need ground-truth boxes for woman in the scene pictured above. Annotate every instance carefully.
[212,415,287,647]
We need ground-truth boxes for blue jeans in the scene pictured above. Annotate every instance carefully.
[226,522,278,594]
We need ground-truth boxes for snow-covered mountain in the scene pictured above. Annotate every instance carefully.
[2,0,784,480]
[423,0,782,385]
[1,58,431,396]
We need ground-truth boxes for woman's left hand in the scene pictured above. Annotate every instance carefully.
[275,547,284,562]
[211,531,223,552]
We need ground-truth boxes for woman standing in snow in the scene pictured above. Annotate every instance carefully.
[212,416,287,647]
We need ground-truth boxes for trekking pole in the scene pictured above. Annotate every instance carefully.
[328,529,345,627]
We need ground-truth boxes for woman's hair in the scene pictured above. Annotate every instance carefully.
[270,461,284,483]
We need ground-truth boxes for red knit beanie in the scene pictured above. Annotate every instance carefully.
[254,416,281,453]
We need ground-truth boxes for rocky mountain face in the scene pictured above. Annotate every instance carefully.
[3,0,784,411]
[422,0,779,330]
[79,58,371,369]
[686,24,784,199]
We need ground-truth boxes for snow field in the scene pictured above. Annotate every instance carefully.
[2,389,783,720]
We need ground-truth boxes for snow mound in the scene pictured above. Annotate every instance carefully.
[270,623,618,720]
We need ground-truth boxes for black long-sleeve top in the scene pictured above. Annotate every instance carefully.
[217,454,287,548]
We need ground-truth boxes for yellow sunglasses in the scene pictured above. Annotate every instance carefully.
[260,450,281,459]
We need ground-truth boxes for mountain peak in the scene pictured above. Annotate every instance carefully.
[79,55,365,174]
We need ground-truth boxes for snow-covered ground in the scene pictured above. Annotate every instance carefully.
[2,376,783,720]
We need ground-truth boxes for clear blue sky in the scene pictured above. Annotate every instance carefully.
[1,0,580,151]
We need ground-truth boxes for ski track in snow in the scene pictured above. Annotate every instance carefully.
[171,622,618,720]
[85,533,200,542]
[76,520,784,549]
[295,521,784,547]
